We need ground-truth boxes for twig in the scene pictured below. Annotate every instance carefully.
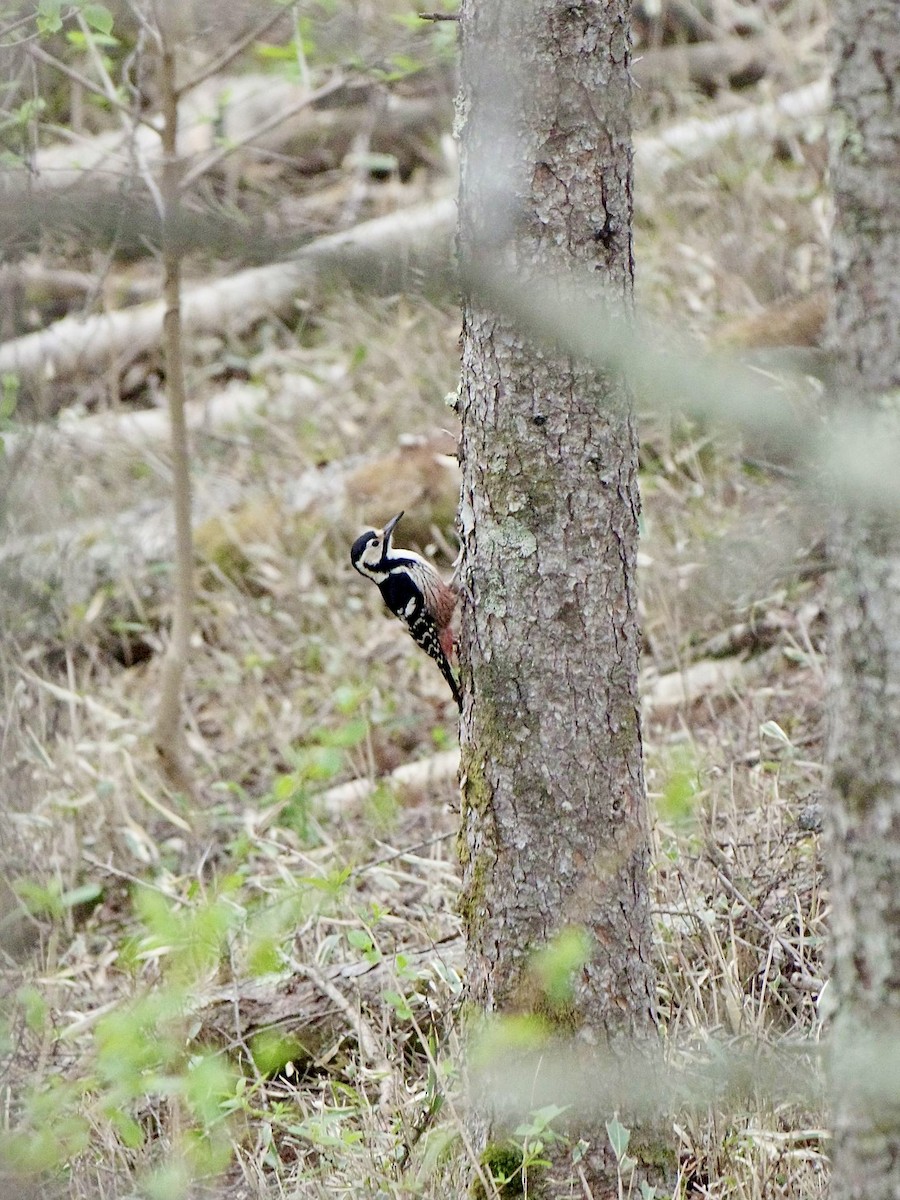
[418,11,462,20]
[74,10,164,216]
[152,35,195,793]
[175,4,292,98]
[0,9,42,44]
[706,846,822,989]
[27,42,159,131]
[178,73,347,192]
[291,958,396,1112]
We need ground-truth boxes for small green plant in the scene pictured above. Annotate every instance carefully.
[605,1116,658,1200]
[474,1105,568,1198]
[657,745,703,830]
[264,714,369,839]
[1,883,246,1197]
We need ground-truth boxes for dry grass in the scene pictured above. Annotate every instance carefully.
[0,2,834,1196]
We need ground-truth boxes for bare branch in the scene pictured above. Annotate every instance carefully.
[27,42,158,131]
[175,3,293,98]
[178,73,348,192]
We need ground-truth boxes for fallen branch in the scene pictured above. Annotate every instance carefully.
[312,749,461,819]
[1,430,459,646]
[9,73,449,193]
[0,378,326,461]
[0,196,456,387]
[1,79,828,391]
[642,655,762,713]
[635,78,828,183]
[194,938,463,1053]
[634,35,783,96]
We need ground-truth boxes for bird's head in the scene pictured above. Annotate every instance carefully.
[350,511,404,581]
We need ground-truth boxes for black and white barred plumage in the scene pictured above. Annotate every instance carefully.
[350,512,460,708]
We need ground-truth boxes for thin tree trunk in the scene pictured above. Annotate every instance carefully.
[826,2,900,1197]
[153,41,195,793]
[457,1,662,1194]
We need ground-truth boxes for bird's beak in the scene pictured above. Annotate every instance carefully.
[383,511,404,542]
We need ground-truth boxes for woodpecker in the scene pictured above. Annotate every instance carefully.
[350,511,460,709]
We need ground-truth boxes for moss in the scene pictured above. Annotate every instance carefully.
[471,1141,526,1199]
[628,1128,679,1188]
[248,1028,320,1078]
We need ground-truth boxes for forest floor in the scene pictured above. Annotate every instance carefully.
[1,3,833,1197]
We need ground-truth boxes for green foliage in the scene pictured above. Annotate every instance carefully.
[0,373,19,429]
[0,1076,91,1173]
[657,745,703,829]
[474,1141,525,1198]
[81,3,114,35]
[15,984,49,1033]
[133,883,240,982]
[262,713,369,840]
[529,926,593,1009]
[474,1106,566,1199]
[2,881,256,1193]
[249,1028,308,1077]
[36,0,63,35]
[14,876,103,921]
[606,1115,631,1161]
[469,1013,552,1069]
[36,0,115,38]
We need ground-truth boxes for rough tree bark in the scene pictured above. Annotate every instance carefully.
[826,2,900,1198]
[456,1,662,1194]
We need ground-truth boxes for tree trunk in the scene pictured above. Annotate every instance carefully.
[826,3,900,1198]
[153,40,195,794]
[456,1,662,1194]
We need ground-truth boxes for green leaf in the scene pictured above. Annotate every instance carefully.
[247,935,282,976]
[36,0,62,34]
[0,374,19,421]
[383,989,413,1020]
[82,3,114,34]
[105,1106,144,1148]
[514,1103,569,1140]
[184,1053,236,1123]
[318,718,368,749]
[16,985,48,1032]
[759,719,793,747]
[346,928,374,952]
[59,882,103,910]
[657,745,702,826]
[606,1117,631,1161]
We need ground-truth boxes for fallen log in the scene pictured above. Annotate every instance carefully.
[1,431,460,647]
[0,195,456,388]
[635,78,828,183]
[0,79,829,393]
[634,35,785,97]
[0,372,341,462]
[9,73,451,193]
[191,937,464,1059]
